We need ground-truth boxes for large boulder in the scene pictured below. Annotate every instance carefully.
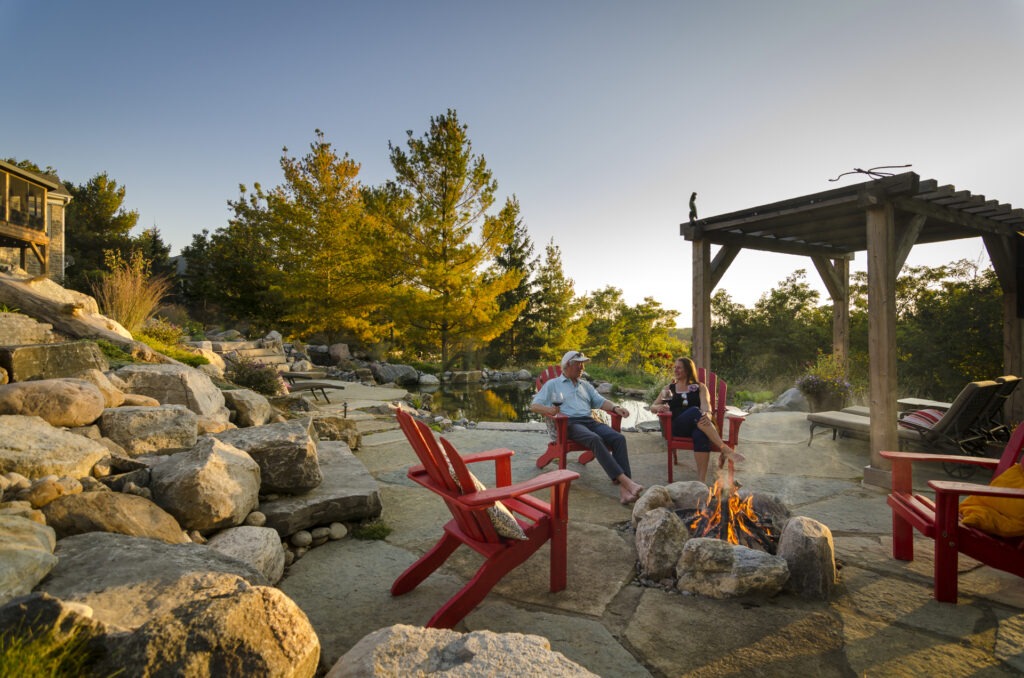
[330,624,596,677]
[72,368,126,408]
[96,581,319,678]
[115,363,229,423]
[206,526,286,584]
[0,514,57,606]
[214,418,322,495]
[0,415,109,479]
[0,593,109,663]
[370,362,419,386]
[675,538,789,599]
[223,388,274,427]
[0,378,105,427]
[778,516,838,599]
[99,404,198,456]
[36,532,267,631]
[260,442,381,537]
[635,507,690,582]
[149,437,261,532]
[0,340,109,382]
[41,491,189,544]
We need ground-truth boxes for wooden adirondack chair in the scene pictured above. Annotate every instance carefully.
[656,368,745,483]
[534,365,622,470]
[879,424,1024,603]
[392,409,580,628]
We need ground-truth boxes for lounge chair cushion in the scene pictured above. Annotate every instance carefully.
[441,451,528,541]
[959,464,1024,537]
[897,408,944,430]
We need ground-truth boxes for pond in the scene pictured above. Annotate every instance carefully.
[407,381,658,426]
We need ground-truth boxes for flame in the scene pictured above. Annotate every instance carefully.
[687,479,774,547]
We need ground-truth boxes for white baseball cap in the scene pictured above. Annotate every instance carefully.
[560,350,590,369]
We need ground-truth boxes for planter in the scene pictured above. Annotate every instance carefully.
[808,392,846,413]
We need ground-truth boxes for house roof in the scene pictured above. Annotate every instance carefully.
[681,172,1024,259]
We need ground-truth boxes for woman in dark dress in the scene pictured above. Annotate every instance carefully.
[650,357,740,483]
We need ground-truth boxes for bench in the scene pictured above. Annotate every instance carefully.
[286,380,341,403]
[806,409,920,446]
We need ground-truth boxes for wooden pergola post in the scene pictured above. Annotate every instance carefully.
[692,238,711,369]
[864,201,899,487]
[812,256,850,367]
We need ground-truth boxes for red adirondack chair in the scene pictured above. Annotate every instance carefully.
[880,424,1024,602]
[656,368,745,483]
[534,365,622,470]
[392,409,579,628]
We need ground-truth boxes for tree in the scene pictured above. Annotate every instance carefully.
[64,173,139,292]
[133,226,174,279]
[179,229,222,323]
[271,130,389,341]
[486,197,539,366]
[531,239,586,362]
[371,110,522,370]
[583,287,628,363]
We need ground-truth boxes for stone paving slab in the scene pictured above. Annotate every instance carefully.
[280,401,1024,677]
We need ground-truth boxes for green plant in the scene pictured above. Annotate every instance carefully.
[91,249,172,334]
[795,351,852,401]
[0,304,20,313]
[226,356,287,396]
[732,389,774,404]
[94,339,135,366]
[351,519,392,540]
[0,622,103,678]
[135,334,209,368]
[140,316,185,345]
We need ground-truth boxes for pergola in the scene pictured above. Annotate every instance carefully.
[683,172,1024,487]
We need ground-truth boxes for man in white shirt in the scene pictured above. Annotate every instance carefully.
[530,350,644,504]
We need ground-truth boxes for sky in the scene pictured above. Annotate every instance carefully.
[3,1,1023,327]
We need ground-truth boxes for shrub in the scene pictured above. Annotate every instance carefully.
[91,249,172,335]
[226,356,286,396]
[135,333,209,368]
[795,351,852,401]
[94,339,134,367]
[141,316,185,345]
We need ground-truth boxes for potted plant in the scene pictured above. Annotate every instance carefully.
[795,352,852,412]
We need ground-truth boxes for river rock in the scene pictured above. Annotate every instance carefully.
[0,415,109,479]
[631,485,674,528]
[149,437,261,532]
[214,418,322,495]
[0,514,57,605]
[99,404,198,456]
[0,378,106,427]
[206,525,286,584]
[371,362,419,385]
[41,490,188,544]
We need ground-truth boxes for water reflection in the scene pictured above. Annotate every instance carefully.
[408,381,657,425]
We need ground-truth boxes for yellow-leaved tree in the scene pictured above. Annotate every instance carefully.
[367,109,523,370]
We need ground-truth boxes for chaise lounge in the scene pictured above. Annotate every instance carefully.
[806,380,1003,458]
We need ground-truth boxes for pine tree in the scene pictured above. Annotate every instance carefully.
[486,197,538,366]
[532,239,586,362]
[371,110,521,370]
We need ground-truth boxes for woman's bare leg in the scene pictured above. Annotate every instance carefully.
[694,451,710,484]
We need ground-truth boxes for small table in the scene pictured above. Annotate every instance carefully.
[897,397,952,411]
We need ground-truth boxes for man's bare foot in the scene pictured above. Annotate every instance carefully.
[619,481,645,504]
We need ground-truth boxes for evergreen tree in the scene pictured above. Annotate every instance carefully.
[532,239,586,362]
[486,197,538,366]
[63,173,138,292]
[179,229,221,323]
[371,109,521,370]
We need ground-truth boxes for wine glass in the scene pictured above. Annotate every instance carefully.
[552,391,564,409]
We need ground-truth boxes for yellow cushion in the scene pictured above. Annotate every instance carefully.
[959,464,1024,537]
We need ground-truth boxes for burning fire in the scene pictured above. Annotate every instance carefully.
[686,473,777,553]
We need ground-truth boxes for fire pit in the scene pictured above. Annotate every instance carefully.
[632,462,837,600]
[675,464,778,554]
